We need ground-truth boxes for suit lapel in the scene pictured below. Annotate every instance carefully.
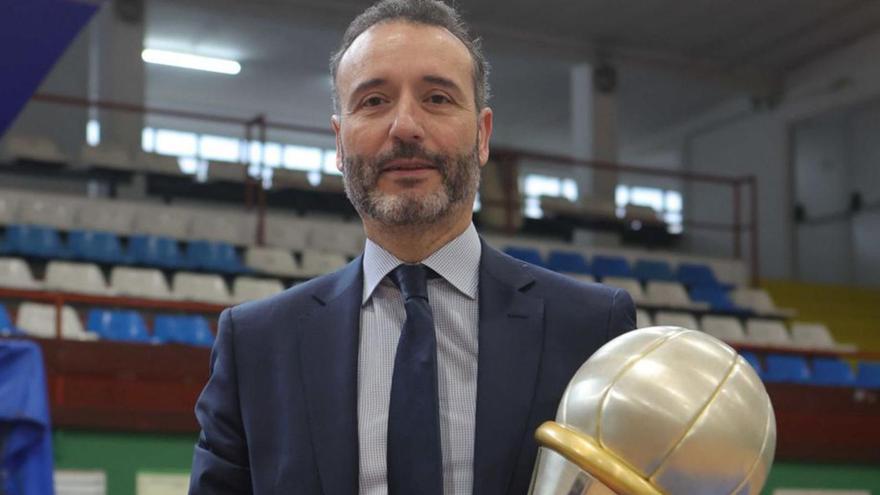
[299,257,363,495]
[473,242,545,495]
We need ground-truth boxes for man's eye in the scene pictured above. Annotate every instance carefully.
[427,94,451,104]
[363,96,385,107]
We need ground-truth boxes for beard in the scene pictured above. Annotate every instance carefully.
[340,140,481,226]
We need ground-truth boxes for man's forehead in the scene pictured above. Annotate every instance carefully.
[337,20,474,84]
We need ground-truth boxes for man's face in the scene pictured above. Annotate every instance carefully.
[331,21,493,226]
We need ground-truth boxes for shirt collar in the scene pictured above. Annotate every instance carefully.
[362,223,481,304]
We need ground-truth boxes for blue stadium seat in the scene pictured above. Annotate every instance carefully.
[86,309,150,343]
[810,357,855,387]
[0,224,68,258]
[739,351,763,378]
[688,286,749,314]
[185,240,248,274]
[0,303,23,336]
[591,255,634,280]
[546,250,590,275]
[154,315,214,347]
[763,354,811,384]
[856,361,880,389]
[503,246,545,267]
[676,263,733,289]
[129,235,187,269]
[633,259,676,282]
[68,229,127,264]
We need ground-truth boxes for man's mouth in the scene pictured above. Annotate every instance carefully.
[381,158,437,172]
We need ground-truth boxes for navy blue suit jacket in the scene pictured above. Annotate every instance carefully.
[189,240,635,494]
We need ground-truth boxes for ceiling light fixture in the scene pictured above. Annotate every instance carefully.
[141,48,241,75]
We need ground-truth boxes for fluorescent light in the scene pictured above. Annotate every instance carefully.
[141,49,241,75]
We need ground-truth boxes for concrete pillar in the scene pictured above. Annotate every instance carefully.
[569,62,619,202]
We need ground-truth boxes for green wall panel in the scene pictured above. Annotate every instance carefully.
[764,462,880,494]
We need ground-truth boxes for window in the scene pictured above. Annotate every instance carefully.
[199,134,241,162]
[615,184,683,234]
[522,174,578,219]
[86,119,100,147]
[283,145,322,171]
[323,150,342,175]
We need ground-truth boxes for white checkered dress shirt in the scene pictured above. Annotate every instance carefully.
[358,223,481,495]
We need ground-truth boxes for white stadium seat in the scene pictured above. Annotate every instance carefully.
[299,250,349,277]
[790,322,837,350]
[701,315,747,344]
[172,272,231,304]
[730,287,794,317]
[745,318,792,347]
[307,221,364,256]
[244,246,301,277]
[110,267,173,300]
[654,311,699,330]
[1,134,67,163]
[207,161,247,182]
[636,308,653,328]
[135,151,186,176]
[0,257,43,290]
[45,261,110,295]
[645,281,706,309]
[18,196,77,229]
[264,215,310,251]
[0,192,20,225]
[80,144,132,170]
[134,205,191,239]
[232,276,285,304]
[75,200,136,234]
[602,277,646,305]
[189,209,255,245]
[16,302,98,341]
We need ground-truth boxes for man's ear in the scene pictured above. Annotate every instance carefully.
[477,107,493,166]
[331,115,344,172]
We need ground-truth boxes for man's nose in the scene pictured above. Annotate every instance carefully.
[388,98,424,143]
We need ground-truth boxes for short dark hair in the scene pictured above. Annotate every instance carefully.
[329,0,491,114]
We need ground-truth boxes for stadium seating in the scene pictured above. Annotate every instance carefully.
[688,285,747,313]
[654,311,699,330]
[110,267,173,300]
[602,277,645,305]
[633,259,676,283]
[299,250,349,277]
[68,230,127,264]
[503,246,544,267]
[763,354,811,383]
[739,351,763,377]
[189,210,254,246]
[701,315,747,344]
[730,287,793,317]
[128,235,186,269]
[790,322,837,350]
[134,206,190,239]
[0,193,19,226]
[308,221,365,257]
[645,281,704,309]
[153,315,214,347]
[244,246,301,277]
[636,308,653,328]
[17,196,77,230]
[264,215,310,251]
[0,224,68,258]
[135,151,186,176]
[0,257,43,290]
[86,309,151,343]
[232,277,285,304]
[80,144,132,170]
[746,319,792,347]
[206,161,246,182]
[45,261,110,295]
[546,250,591,275]
[856,362,880,389]
[810,358,856,387]
[591,255,634,280]
[0,303,21,336]
[16,303,98,340]
[676,263,731,289]
[185,240,248,274]
[75,200,135,235]
[1,134,67,163]
[172,272,231,304]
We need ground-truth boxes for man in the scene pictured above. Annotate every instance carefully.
[189,1,635,494]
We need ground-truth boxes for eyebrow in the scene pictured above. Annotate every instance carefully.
[422,75,463,95]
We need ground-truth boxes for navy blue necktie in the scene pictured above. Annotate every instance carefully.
[387,264,443,495]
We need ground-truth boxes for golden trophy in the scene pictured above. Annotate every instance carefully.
[529,327,776,495]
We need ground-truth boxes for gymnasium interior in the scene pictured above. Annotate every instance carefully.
[2,0,879,493]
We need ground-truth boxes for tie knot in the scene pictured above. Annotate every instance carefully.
[390,264,429,301]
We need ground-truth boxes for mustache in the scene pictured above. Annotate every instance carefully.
[374,142,446,171]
